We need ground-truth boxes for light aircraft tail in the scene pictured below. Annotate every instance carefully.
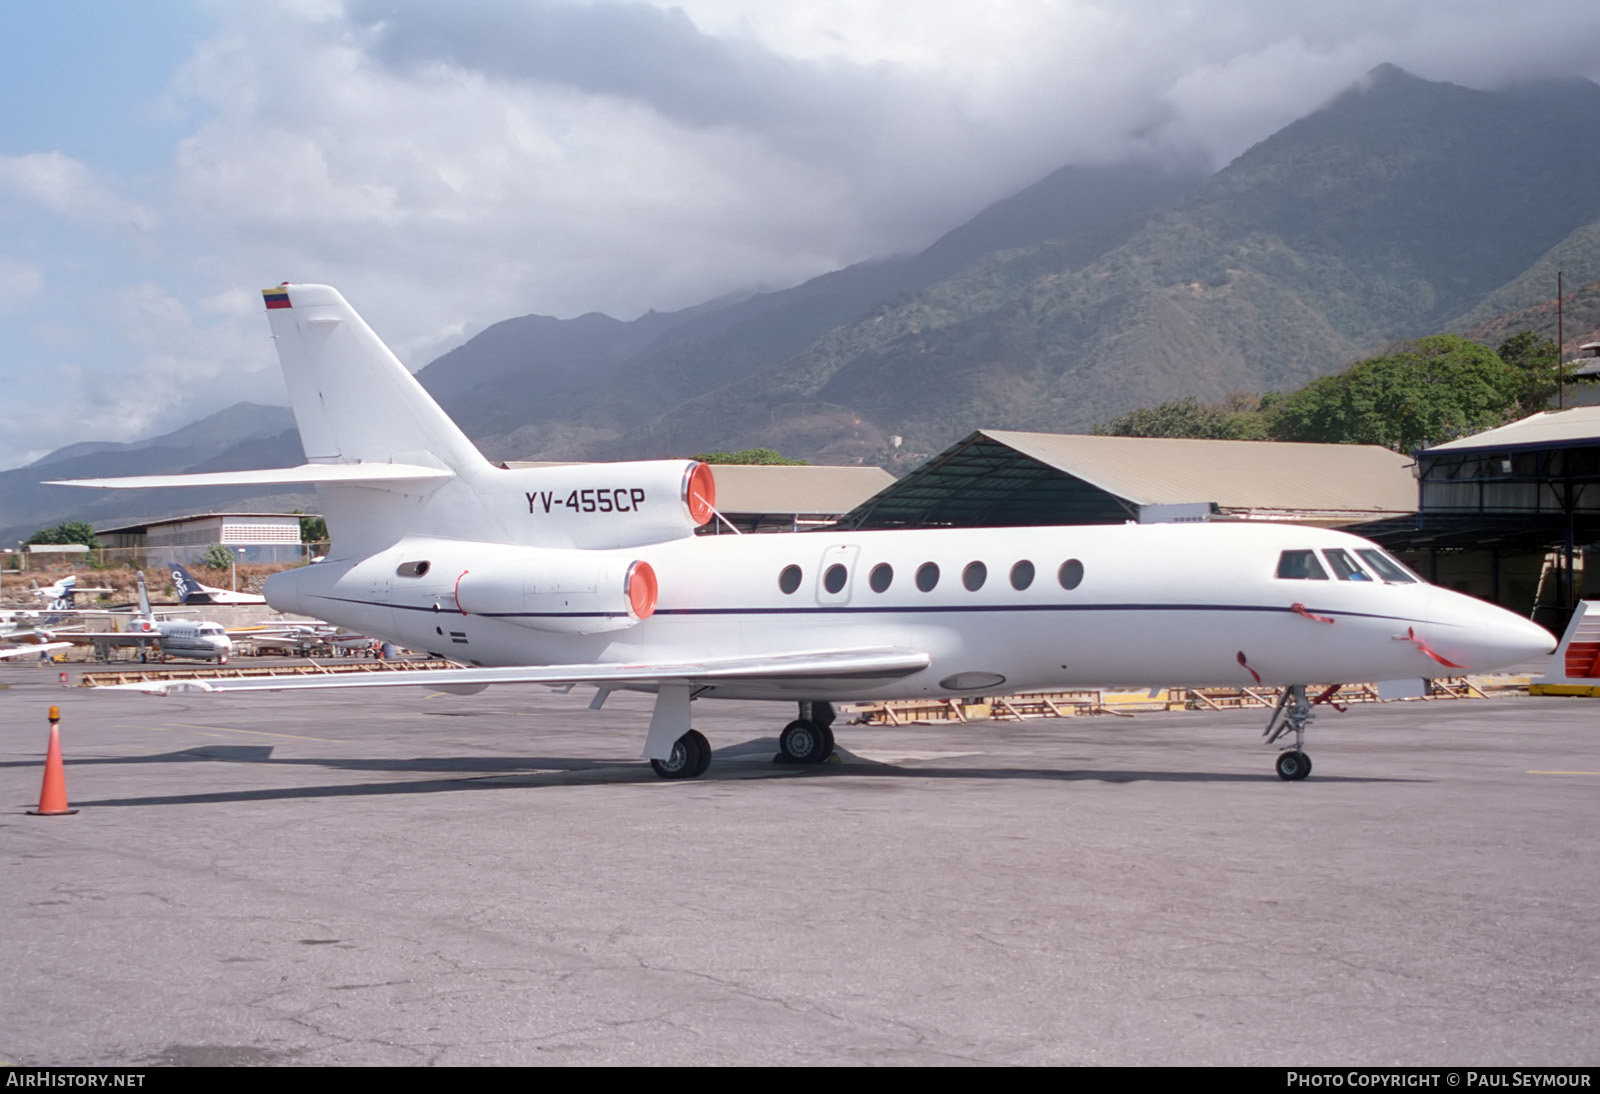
[170,563,200,604]
[49,576,75,612]
[135,572,152,620]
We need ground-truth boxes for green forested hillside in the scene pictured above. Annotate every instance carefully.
[663,66,1600,460]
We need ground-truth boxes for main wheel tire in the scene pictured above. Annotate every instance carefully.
[689,729,713,778]
[1275,750,1311,781]
[651,729,709,780]
[779,719,830,764]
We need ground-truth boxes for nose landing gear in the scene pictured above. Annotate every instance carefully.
[1274,748,1312,780]
[1265,684,1316,781]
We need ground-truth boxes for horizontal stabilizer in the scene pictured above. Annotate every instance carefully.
[46,462,454,490]
[93,647,932,695]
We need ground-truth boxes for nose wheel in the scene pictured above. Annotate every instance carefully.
[1275,749,1312,781]
[1265,684,1316,781]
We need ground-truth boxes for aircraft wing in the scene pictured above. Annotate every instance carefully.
[94,647,932,695]
[46,631,157,648]
[0,642,71,660]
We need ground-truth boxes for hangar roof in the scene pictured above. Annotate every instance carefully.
[842,430,1416,529]
[707,464,894,518]
[1423,406,1600,455]
[95,512,310,536]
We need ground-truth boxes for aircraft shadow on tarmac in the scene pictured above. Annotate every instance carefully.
[7,741,1417,808]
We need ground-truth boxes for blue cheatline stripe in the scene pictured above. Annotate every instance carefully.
[309,594,1424,627]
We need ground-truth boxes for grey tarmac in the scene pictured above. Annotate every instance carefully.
[2,663,1597,1066]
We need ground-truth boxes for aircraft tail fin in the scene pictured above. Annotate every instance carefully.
[264,284,489,475]
[136,572,152,620]
[170,564,202,604]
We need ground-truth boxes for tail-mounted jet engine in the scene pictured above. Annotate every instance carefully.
[492,460,718,548]
[453,554,659,635]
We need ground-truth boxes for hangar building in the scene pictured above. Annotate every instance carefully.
[698,464,895,533]
[97,512,308,568]
[839,430,1416,531]
[1356,406,1600,629]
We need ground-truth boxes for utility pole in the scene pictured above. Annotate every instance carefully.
[1557,270,1565,411]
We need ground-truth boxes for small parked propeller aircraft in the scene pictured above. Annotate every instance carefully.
[52,284,1556,780]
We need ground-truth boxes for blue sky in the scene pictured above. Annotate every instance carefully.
[2,0,1598,473]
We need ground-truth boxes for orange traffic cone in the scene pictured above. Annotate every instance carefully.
[29,705,77,817]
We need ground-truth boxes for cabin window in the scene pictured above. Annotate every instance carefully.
[397,561,431,578]
[963,561,987,591]
[779,565,802,595]
[1322,549,1372,581]
[1058,559,1084,590]
[1356,548,1418,584]
[869,563,894,593]
[1010,560,1035,590]
[1276,550,1328,580]
[916,562,940,592]
[823,564,848,594]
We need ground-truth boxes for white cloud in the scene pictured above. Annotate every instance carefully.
[3,0,1600,472]
[0,152,157,233]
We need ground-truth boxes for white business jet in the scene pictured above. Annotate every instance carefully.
[52,284,1556,780]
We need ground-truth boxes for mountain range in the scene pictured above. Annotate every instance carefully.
[7,65,1600,543]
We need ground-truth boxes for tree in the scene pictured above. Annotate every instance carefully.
[1270,335,1522,451]
[26,521,100,549]
[294,510,328,544]
[1093,394,1273,440]
[1495,330,1563,413]
[197,543,235,570]
[691,448,809,465]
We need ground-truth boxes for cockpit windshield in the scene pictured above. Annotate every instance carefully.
[1322,549,1372,581]
[1355,548,1419,584]
[1276,546,1423,584]
[1276,550,1328,580]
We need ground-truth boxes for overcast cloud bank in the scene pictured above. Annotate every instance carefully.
[1,0,1597,472]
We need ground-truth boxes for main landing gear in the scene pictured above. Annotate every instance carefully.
[645,699,839,781]
[651,729,712,780]
[1264,684,1315,781]
[777,701,837,765]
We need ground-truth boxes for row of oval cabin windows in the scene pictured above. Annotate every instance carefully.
[779,558,1084,595]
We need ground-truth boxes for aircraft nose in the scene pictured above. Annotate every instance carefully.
[1421,588,1556,673]
[1475,600,1557,668]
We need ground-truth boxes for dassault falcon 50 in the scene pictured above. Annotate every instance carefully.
[53,283,1556,780]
